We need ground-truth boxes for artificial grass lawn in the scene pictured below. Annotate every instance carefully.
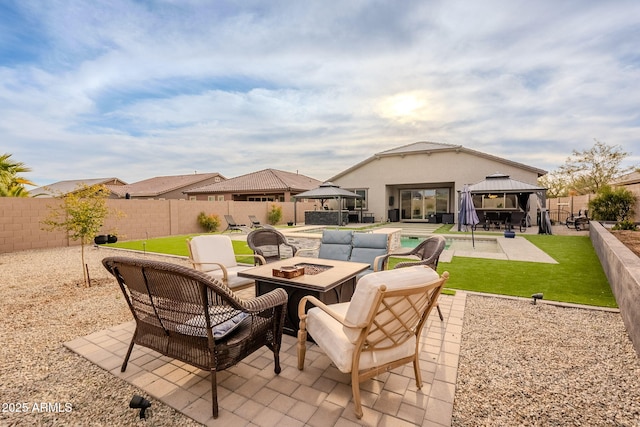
[107,232,616,308]
[423,234,616,308]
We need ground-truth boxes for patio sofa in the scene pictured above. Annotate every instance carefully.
[298,229,389,278]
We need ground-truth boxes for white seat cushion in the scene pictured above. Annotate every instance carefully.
[343,266,439,343]
[306,302,416,373]
[205,266,254,289]
[189,235,238,272]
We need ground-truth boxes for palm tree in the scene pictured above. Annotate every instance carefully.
[0,153,36,197]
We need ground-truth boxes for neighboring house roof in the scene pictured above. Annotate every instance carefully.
[468,173,547,193]
[185,169,322,194]
[328,141,547,181]
[108,173,225,198]
[30,178,127,197]
[612,171,640,186]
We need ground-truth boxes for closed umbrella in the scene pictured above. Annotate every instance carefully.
[459,184,480,247]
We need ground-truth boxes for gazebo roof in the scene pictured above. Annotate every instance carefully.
[468,173,546,193]
[293,182,362,199]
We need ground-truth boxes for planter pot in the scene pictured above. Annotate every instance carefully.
[94,235,108,245]
[287,222,294,226]
[107,235,118,243]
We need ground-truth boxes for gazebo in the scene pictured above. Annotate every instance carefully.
[465,173,551,234]
[292,182,363,226]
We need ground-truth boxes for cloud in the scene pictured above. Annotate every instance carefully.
[2,0,639,187]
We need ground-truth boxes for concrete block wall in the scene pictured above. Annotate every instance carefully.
[590,221,640,356]
[0,198,317,253]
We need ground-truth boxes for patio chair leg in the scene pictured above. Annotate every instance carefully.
[211,370,218,418]
[121,339,135,372]
[297,329,307,370]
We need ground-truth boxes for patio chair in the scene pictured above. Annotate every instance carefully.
[187,235,265,289]
[247,228,299,264]
[506,211,526,232]
[102,256,287,419]
[383,235,447,321]
[223,215,250,233]
[248,215,262,228]
[297,266,449,419]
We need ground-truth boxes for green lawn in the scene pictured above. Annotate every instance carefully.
[107,231,617,308]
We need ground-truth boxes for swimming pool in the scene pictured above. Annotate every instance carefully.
[401,236,503,253]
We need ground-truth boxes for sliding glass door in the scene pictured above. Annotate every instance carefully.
[399,188,449,221]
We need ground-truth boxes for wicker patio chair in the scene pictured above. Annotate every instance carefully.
[247,228,299,264]
[297,266,449,419]
[102,256,288,419]
[381,235,446,321]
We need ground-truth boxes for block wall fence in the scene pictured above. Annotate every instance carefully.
[0,198,317,254]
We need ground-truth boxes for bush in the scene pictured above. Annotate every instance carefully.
[612,220,638,231]
[589,185,636,222]
[267,204,282,225]
[197,212,220,232]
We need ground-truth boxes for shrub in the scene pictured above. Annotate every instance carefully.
[197,212,220,232]
[612,220,638,231]
[589,185,636,222]
[267,204,282,225]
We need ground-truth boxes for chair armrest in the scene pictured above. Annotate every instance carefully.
[393,259,432,269]
[242,288,288,312]
[284,242,299,256]
[373,253,390,272]
[298,295,361,328]
[191,261,229,282]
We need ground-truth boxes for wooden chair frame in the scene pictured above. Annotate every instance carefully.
[297,271,449,418]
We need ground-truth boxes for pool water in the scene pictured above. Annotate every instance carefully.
[401,236,503,253]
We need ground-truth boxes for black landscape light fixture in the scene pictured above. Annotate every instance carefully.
[531,293,543,305]
[129,395,151,419]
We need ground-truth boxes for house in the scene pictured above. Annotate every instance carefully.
[30,178,127,198]
[107,173,226,200]
[184,169,322,202]
[327,141,547,223]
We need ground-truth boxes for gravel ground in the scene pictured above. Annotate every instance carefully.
[452,296,640,426]
[1,245,639,426]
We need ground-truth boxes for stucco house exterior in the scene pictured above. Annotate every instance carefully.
[328,141,547,224]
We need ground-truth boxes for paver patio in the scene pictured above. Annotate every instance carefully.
[65,290,465,426]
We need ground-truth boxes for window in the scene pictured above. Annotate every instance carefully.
[217,195,224,201]
[343,189,367,210]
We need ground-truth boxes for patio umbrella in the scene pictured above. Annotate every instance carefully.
[459,184,480,247]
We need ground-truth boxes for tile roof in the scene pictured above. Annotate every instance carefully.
[30,178,126,197]
[185,169,322,194]
[108,173,224,197]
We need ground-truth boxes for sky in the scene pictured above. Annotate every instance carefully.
[2,0,639,187]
